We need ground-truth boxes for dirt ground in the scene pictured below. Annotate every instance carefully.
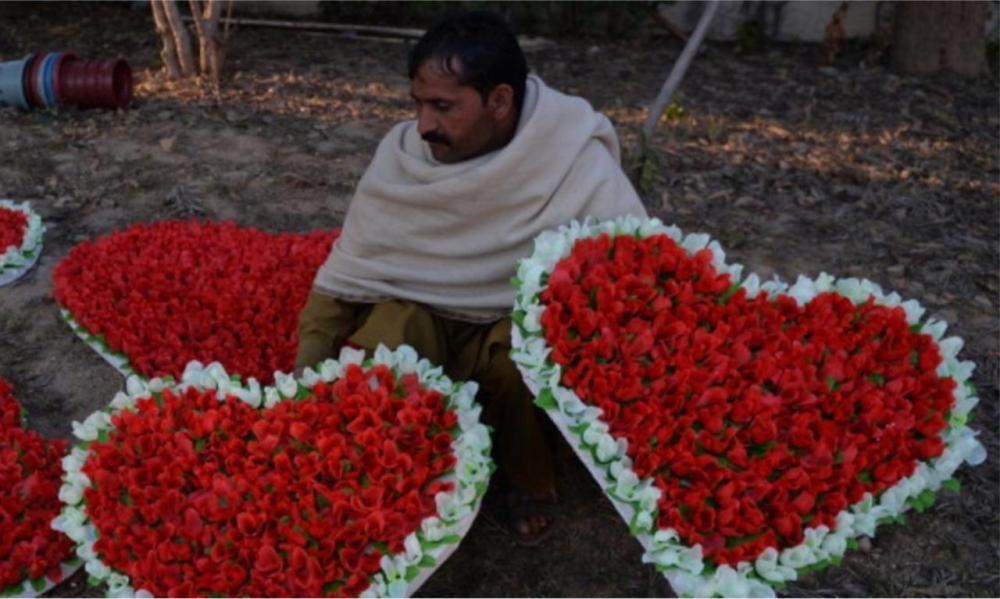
[1,3,997,598]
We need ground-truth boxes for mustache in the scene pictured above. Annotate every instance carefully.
[421,131,451,146]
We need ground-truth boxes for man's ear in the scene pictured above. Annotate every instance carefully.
[489,84,514,120]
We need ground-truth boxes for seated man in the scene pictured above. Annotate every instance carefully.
[295,10,647,546]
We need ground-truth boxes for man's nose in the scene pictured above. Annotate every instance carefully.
[416,107,436,137]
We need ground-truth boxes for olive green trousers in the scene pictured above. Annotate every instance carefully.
[296,291,555,495]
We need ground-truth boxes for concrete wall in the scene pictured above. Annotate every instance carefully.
[660,0,999,43]
[659,1,883,42]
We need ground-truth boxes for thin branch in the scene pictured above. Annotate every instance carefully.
[195,15,426,39]
[642,0,720,142]
[181,15,549,49]
[651,9,689,43]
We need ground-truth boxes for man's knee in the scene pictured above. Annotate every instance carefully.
[349,300,446,364]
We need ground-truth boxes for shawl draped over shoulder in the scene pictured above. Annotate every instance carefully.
[313,74,647,322]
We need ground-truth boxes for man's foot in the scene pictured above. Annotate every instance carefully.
[506,487,558,546]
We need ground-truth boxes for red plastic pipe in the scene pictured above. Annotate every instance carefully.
[59,57,132,109]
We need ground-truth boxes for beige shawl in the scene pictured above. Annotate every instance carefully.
[313,75,647,322]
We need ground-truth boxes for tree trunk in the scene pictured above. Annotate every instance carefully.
[159,0,197,77]
[150,0,182,78]
[203,0,225,82]
[892,1,987,76]
[188,0,224,82]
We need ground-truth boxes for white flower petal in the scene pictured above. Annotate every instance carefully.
[318,358,343,381]
[339,346,366,366]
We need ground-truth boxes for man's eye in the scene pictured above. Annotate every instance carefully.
[434,102,452,111]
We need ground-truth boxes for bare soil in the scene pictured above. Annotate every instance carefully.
[1,4,997,598]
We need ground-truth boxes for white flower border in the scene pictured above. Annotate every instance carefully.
[53,345,494,599]
[510,215,986,598]
[58,308,136,379]
[0,199,44,287]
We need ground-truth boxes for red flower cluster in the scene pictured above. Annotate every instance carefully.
[82,363,459,597]
[52,220,339,384]
[541,233,954,566]
[0,376,74,591]
[0,206,27,252]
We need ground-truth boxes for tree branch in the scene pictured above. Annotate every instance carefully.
[651,9,689,43]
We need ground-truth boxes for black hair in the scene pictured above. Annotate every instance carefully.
[408,11,528,113]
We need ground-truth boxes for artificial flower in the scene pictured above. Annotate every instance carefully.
[55,347,493,598]
[0,376,76,596]
[53,220,339,384]
[511,216,985,597]
[0,199,44,285]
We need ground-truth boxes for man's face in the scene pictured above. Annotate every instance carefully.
[410,60,505,164]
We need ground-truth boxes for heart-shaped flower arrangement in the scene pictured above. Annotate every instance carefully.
[54,345,493,598]
[0,375,78,597]
[510,216,985,597]
[0,199,44,287]
[52,220,339,384]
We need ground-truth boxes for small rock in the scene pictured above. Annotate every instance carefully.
[972,295,993,311]
[886,264,906,276]
[333,122,380,143]
[159,136,178,152]
[157,110,173,120]
[933,308,959,325]
[858,536,872,553]
[314,139,355,157]
[341,156,369,179]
